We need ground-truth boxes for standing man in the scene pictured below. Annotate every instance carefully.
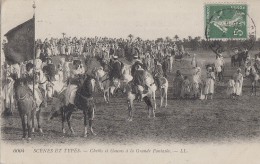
[233,68,243,97]
[214,54,224,81]
[191,54,198,68]
[204,67,215,100]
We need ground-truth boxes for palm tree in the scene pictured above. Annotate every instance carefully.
[188,36,192,41]
[128,34,134,41]
[174,35,179,41]
[136,37,141,42]
[62,33,66,38]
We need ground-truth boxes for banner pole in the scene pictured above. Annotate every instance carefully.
[32,2,36,100]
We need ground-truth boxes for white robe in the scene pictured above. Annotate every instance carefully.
[233,73,243,96]
[204,72,215,94]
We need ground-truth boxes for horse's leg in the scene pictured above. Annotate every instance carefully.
[144,96,154,118]
[127,100,131,121]
[160,89,163,108]
[61,107,66,135]
[10,96,14,115]
[103,92,108,103]
[21,114,26,139]
[153,91,156,110]
[27,112,32,140]
[83,110,88,137]
[165,87,168,107]
[31,108,35,133]
[251,82,254,96]
[127,99,134,121]
[36,107,43,134]
[89,106,96,136]
[66,111,75,135]
[107,89,110,102]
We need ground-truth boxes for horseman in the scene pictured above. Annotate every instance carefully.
[153,59,164,89]
[24,62,43,109]
[42,57,56,81]
[65,59,85,108]
[71,59,85,80]
[131,55,143,76]
[132,64,146,101]
[109,55,123,88]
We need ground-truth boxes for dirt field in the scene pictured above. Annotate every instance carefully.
[1,51,260,145]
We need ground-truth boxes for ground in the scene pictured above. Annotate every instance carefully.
[1,51,260,145]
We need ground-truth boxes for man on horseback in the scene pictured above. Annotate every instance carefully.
[131,55,143,76]
[153,59,164,89]
[109,55,123,89]
[24,63,44,109]
[132,64,146,101]
[42,57,56,81]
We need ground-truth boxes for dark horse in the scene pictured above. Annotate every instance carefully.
[12,74,44,140]
[51,74,96,137]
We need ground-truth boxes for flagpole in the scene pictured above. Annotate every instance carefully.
[32,2,36,100]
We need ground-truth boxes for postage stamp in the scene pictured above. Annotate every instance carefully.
[205,4,248,39]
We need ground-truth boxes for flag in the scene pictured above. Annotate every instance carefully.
[4,17,35,64]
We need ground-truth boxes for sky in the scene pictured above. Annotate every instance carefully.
[1,0,260,40]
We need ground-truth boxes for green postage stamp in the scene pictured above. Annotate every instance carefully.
[205,4,247,39]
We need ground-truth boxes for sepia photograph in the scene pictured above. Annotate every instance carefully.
[1,0,260,163]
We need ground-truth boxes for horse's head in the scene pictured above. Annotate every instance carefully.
[245,66,252,77]
[94,67,106,80]
[82,75,96,95]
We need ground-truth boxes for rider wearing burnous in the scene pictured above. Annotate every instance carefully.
[109,55,122,89]
[131,55,143,76]
[132,64,146,101]
[153,59,164,89]
[69,59,85,85]
[24,62,43,108]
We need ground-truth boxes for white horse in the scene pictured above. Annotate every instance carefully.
[46,75,67,98]
[123,66,168,121]
[93,67,112,103]
[120,63,169,109]
[125,81,154,121]
[142,71,169,109]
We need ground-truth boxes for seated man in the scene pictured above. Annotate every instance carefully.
[153,60,164,89]
[109,55,122,88]
[132,65,146,101]
[131,55,143,76]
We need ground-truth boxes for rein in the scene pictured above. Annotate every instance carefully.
[39,79,47,85]
[102,78,110,83]
[17,94,28,101]
[78,93,93,101]
[97,71,109,83]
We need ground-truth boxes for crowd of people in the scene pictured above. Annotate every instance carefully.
[2,36,260,115]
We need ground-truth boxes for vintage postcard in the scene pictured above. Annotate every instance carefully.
[1,0,260,163]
